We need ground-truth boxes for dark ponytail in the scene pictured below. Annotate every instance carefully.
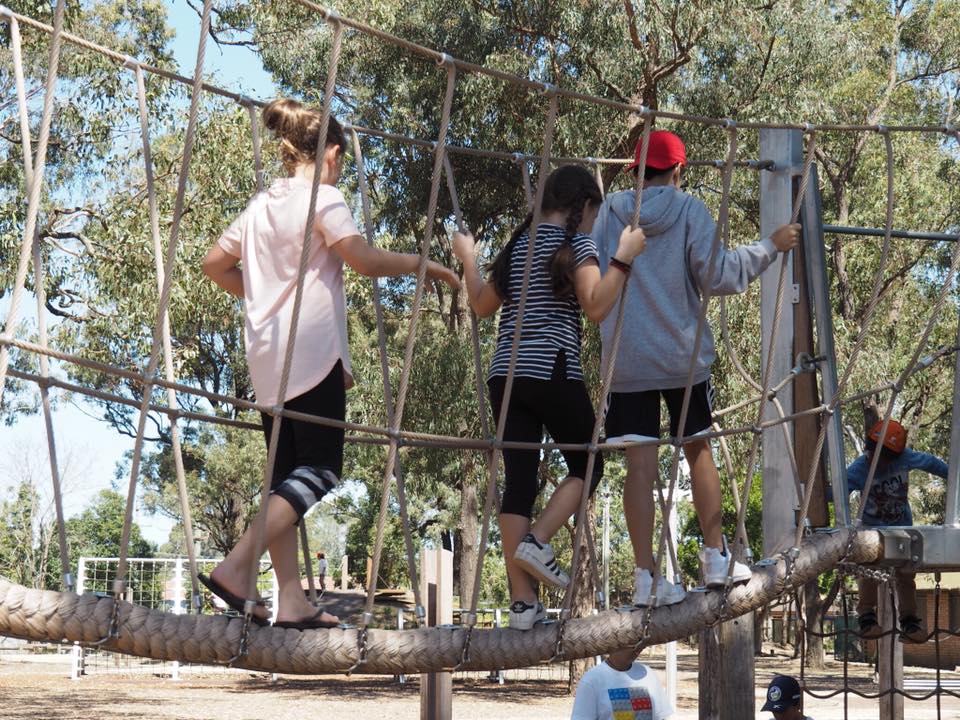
[488,165,601,302]
[488,213,532,300]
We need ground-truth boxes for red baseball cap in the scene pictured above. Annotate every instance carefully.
[626,130,687,172]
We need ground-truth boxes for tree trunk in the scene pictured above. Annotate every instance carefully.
[457,456,479,605]
[803,579,826,669]
[568,499,597,692]
[698,627,721,720]
[754,605,766,655]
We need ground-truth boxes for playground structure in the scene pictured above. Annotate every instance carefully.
[1,1,960,718]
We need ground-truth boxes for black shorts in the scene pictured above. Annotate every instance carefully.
[488,367,603,519]
[604,379,714,442]
[261,360,346,497]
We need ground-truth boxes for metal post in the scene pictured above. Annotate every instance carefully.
[420,548,453,720]
[945,308,960,527]
[602,484,610,610]
[172,557,182,681]
[397,609,407,685]
[760,128,802,555]
[666,500,678,709]
[71,557,86,680]
[493,609,504,685]
[802,165,849,525]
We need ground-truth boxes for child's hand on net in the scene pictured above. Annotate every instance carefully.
[616,225,647,261]
[427,260,461,290]
[771,223,802,251]
[451,230,476,264]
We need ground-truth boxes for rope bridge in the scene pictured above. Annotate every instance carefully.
[1,0,959,679]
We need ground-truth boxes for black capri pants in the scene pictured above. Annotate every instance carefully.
[488,370,604,519]
[260,360,346,519]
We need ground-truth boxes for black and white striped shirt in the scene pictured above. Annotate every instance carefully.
[489,224,598,382]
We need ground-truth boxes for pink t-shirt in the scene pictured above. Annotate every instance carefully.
[218,177,359,407]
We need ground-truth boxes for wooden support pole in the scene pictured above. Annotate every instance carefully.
[420,547,453,720]
[878,585,904,720]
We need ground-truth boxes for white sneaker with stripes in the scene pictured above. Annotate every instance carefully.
[508,600,546,630]
[513,533,569,589]
[633,568,686,607]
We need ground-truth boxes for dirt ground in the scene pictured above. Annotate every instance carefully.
[1,646,958,719]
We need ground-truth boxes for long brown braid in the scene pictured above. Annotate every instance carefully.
[488,165,601,301]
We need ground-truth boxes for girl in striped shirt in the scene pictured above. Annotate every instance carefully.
[453,165,646,629]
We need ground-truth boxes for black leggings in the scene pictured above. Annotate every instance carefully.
[260,360,346,518]
[488,373,603,519]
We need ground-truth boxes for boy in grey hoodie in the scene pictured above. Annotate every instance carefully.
[593,130,800,606]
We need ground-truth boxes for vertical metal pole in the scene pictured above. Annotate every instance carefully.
[760,128,802,556]
[945,309,960,527]
[666,501,678,708]
[420,548,453,720]
[801,164,850,525]
[397,609,407,685]
[71,557,86,681]
[602,485,610,610]
[172,557,182,681]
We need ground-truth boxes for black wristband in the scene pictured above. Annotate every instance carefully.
[610,256,632,274]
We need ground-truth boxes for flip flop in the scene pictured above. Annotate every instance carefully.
[273,608,341,631]
[198,573,270,627]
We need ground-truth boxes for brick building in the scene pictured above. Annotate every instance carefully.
[902,573,960,670]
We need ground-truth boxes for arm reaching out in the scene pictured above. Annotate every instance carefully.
[333,234,460,289]
[574,225,646,323]
[452,230,503,318]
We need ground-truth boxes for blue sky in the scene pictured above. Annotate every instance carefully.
[1,2,277,548]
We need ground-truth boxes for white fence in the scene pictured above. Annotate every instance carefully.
[71,556,275,679]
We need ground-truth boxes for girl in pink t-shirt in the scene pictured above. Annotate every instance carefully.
[201,99,458,629]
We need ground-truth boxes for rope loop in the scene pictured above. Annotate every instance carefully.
[637,105,651,117]
[802,122,815,134]
[237,94,254,108]
[436,51,454,68]
[941,123,955,135]
[722,118,737,130]
[121,55,139,70]
[347,627,370,674]
[875,124,889,134]
[540,82,557,96]
[511,151,526,164]
[325,9,341,24]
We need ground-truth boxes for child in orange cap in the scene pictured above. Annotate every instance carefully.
[846,419,948,643]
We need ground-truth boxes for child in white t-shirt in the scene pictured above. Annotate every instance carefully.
[201,98,458,629]
[571,648,674,720]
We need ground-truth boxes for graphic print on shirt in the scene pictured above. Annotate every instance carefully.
[866,471,908,525]
[607,686,653,720]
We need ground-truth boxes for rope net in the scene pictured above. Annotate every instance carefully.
[1,1,959,687]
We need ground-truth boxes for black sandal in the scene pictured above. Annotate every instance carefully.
[899,616,926,644]
[858,610,882,639]
[273,608,341,631]
[198,573,270,627]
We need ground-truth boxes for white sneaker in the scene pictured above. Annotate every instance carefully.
[699,538,752,588]
[514,534,569,589]
[509,599,546,630]
[633,568,686,607]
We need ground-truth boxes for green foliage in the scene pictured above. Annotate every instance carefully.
[62,489,154,559]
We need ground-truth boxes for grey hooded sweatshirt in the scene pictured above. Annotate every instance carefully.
[595,186,780,393]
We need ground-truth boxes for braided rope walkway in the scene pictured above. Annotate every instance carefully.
[0,530,880,674]
[1,0,958,681]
